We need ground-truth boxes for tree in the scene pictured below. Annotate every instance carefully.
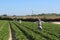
[2,14,7,16]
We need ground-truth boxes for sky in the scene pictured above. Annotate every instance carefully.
[0,0,60,16]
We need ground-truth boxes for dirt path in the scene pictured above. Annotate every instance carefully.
[9,23,12,40]
[51,22,60,24]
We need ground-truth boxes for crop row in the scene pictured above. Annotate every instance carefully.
[16,21,60,40]
[0,20,60,40]
[9,22,28,40]
[0,21,9,40]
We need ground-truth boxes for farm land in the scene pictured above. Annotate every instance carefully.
[0,19,60,40]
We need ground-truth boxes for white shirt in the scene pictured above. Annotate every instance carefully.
[38,19,42,29]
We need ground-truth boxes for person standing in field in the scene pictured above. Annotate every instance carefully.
[38,18,42,30]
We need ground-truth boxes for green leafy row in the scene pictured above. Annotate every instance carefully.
[0,21,9,40]
[13,22,47,40]
[9,22,28,40]
[17,21,60,40]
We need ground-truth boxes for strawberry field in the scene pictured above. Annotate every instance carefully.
[0,20,60,40]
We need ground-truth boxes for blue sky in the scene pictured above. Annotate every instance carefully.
[0,0,60,16]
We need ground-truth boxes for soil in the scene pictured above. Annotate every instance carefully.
[51,22,60,24]
[9,23,12,40]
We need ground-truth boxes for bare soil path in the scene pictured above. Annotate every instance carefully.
[9,23,12,40]
[51,22,60,24]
